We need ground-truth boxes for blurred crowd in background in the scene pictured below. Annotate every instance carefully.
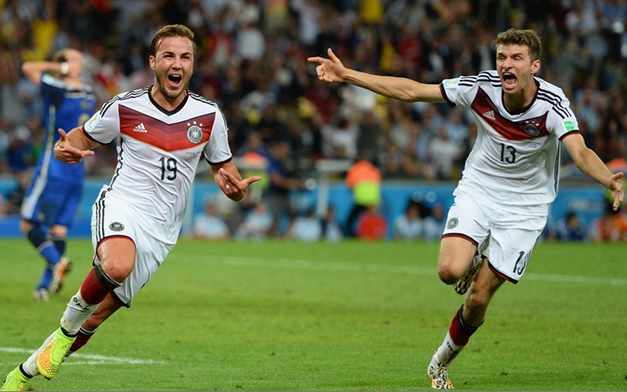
[1,0,627,241]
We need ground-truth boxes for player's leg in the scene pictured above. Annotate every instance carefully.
[436,236,477,284]
[454,238,490,295]
[48,225,73,295]
[0,329,58,390]
[47,181,83,296]
[20,219,63,300]
[428,193,490,389]
[428,266,504,389]
[436,192,489,286]
[37,237,136,379]
[65,293,125,359]
[2,294,124,390]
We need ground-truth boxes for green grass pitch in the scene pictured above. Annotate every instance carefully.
[0,238,625,391]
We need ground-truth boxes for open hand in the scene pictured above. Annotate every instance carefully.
[609,172,625,211]
[54,128,94,164]
[217,168,262,202]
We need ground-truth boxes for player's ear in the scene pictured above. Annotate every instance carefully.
[531,59,540,75]
[149,55,156,70]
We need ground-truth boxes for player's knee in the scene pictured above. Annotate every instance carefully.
[49,225,69,238]
[99,263,133,284]
[437,263,460,285]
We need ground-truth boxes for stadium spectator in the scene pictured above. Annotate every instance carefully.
[393,199,423,241]
[235,201,274,241]
[554,210,587,241]
[19,48,98,302]
[344,155,382,237]
[265,139,304,236]
[423,203,447,241]
[4,171,30,215]
[589,200,627,242]
[356,204,388,241]
[286,207,322,242]
[6,121,35,174]
[0,117,13,172]
[0,25,261,391]
[308,28,624,389]
[321,204,343,242]
[192,199,231,241]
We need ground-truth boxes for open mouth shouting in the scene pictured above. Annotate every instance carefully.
[168,73,183,88]
[501,72,517,91]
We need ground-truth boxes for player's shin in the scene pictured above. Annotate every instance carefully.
[60,267,121,334]
[60,291,100,335]
[432,305,482,367]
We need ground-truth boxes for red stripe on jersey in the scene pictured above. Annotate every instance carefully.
[118,105,215,151]
[471,88,549,141]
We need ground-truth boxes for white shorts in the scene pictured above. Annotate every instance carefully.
[442,192,547,283]
[91,188,174,306]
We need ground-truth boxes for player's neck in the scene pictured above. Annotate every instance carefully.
[150,85,187,111]
[63,76,83,89]
[503,85,536,113]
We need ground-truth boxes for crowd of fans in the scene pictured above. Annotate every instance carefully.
[1,0,627,240]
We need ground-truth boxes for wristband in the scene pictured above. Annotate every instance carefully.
[61,62,69,76]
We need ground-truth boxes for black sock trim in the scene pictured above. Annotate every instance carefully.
[457,305,483,331]
[18,364,33,379]
[60,327,78,338]
[78,327,97,336]
[94,264,122,290]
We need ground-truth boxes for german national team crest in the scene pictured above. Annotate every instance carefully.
[523,123,540,137]
[447,217,459,229]
[109,222,125,232]
[187,124,203,144]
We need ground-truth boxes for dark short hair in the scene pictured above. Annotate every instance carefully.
[150,24,196,56]
[496,29,542,62]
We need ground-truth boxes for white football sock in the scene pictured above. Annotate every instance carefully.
[60,290,98,335]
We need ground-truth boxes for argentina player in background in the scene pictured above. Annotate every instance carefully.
[20,48,97,302]
[309,28,624,389]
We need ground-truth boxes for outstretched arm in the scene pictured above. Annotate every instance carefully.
[307,48,446,103]
[563,133,624,210]
[211,160,262,202]
[54,127,99,164]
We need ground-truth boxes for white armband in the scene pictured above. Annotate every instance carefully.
[61,62,69,76]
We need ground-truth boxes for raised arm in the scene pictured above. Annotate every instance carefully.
[22,48,84,86]
[307,48,446,103]
[562,133,624,210]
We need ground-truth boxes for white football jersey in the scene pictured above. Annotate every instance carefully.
[83,87,232,244]
[440,70,579,214]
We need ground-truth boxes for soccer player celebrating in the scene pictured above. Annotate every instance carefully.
[20,48,97,301]
[1,24,261,391]
[308,28,624,389]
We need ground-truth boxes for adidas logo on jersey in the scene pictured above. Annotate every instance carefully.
[483,110,495,120]
[133,123,147,133]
